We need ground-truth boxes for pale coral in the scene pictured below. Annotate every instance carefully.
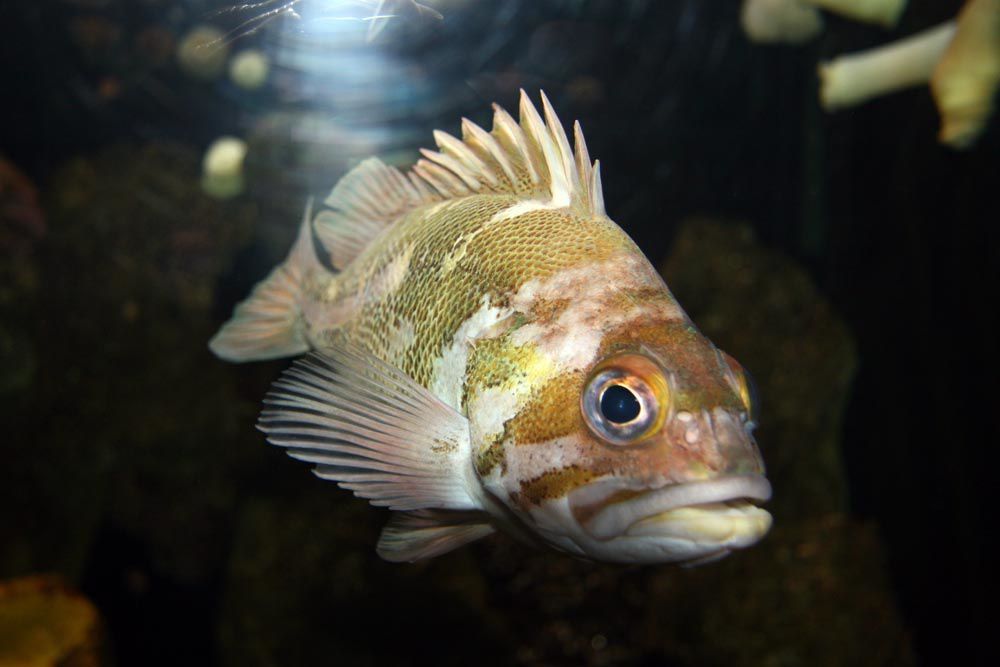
[931,0,1000,148]
[818,22,956,111]
[805,0,907,28]
[741,0,824,44]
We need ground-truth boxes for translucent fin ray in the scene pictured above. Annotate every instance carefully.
[258,344,480,512]
[377,509,495,562]
[208,204,318,362]
[417,89,605,213]
[313,158,425,271]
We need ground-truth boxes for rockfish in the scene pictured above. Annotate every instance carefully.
[210,91,772,564]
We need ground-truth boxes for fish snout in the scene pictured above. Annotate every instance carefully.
[560,407,772,563]
[669,407,765,478]
[562,474,772,564]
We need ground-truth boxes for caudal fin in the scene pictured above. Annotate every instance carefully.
[209,206,316,362]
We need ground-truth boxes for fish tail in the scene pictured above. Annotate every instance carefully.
[209,203,319,362]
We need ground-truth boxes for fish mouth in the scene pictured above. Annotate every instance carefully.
[575,474,773,546]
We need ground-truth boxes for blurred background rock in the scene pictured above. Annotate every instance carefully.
[0,575,106,667]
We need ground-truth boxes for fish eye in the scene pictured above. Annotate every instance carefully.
[582,354,668,445]
[600,384,641,423]
[720,351,759,421]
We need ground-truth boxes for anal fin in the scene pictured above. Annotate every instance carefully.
[377,510,495,562]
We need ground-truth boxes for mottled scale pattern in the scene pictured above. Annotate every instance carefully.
[314,193,634,398]
[515,465,598,508]
[503,370,587,445]
[463,336,533,401]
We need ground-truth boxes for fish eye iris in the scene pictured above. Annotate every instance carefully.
[581,354,667,445]
[600,384,640,423]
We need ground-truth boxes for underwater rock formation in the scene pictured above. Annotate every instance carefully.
[660,219,857,520]
[218,491,505,667]
[0,156,44,397]
[0,143,261,583]
[0,156,46,258]
[0,575,105,667]
[466,512,912,666]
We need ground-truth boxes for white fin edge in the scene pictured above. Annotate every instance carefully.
[258,344,482,512]
[377,509,495,562]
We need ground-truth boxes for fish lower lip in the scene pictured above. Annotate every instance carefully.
[580,475,772,541]
[625,501,773,550]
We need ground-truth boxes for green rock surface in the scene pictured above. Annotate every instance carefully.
[0,143,261,582]
[219,489,506,667]
[661,219,857,519]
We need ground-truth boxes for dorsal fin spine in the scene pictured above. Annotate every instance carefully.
[590,160,605,215]
[461,118,517,187]
[413,159,469,197]
[541,91,580,196]
[408,171,436,199]
[419,147,482,190]
[573,120,593,191]
[492,103,540,185]
[518,90,571,207]
[518,93,556,187]
[433,130,497,187]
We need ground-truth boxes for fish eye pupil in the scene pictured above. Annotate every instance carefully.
[600,384,640,424]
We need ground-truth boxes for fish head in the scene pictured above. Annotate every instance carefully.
[479,300,771,565]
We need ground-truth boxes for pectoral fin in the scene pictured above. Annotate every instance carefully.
[258,344,481,512]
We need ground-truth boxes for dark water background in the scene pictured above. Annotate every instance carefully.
[1,1,996,665]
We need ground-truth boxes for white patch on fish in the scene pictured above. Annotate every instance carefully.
[363,242,413,302]
[468,385,522,444]
[431,295,514,411]
[439,199,548,276]
[511,254,685,371]
[487,198,563,225]
[488,434,592,500]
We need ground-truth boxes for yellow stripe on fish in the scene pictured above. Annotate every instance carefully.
[210,91,772,564]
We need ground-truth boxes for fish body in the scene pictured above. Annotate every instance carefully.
[210,92,771,564]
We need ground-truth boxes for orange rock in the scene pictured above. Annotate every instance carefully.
[0,575,103,667]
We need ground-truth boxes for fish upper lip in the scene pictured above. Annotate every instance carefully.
[576,474,772,541]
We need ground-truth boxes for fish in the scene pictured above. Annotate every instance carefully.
[209,91,772,564]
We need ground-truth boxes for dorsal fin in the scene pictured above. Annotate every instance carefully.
[313,157,430,271]
[414,89,604,214]
[312,90,606,269]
